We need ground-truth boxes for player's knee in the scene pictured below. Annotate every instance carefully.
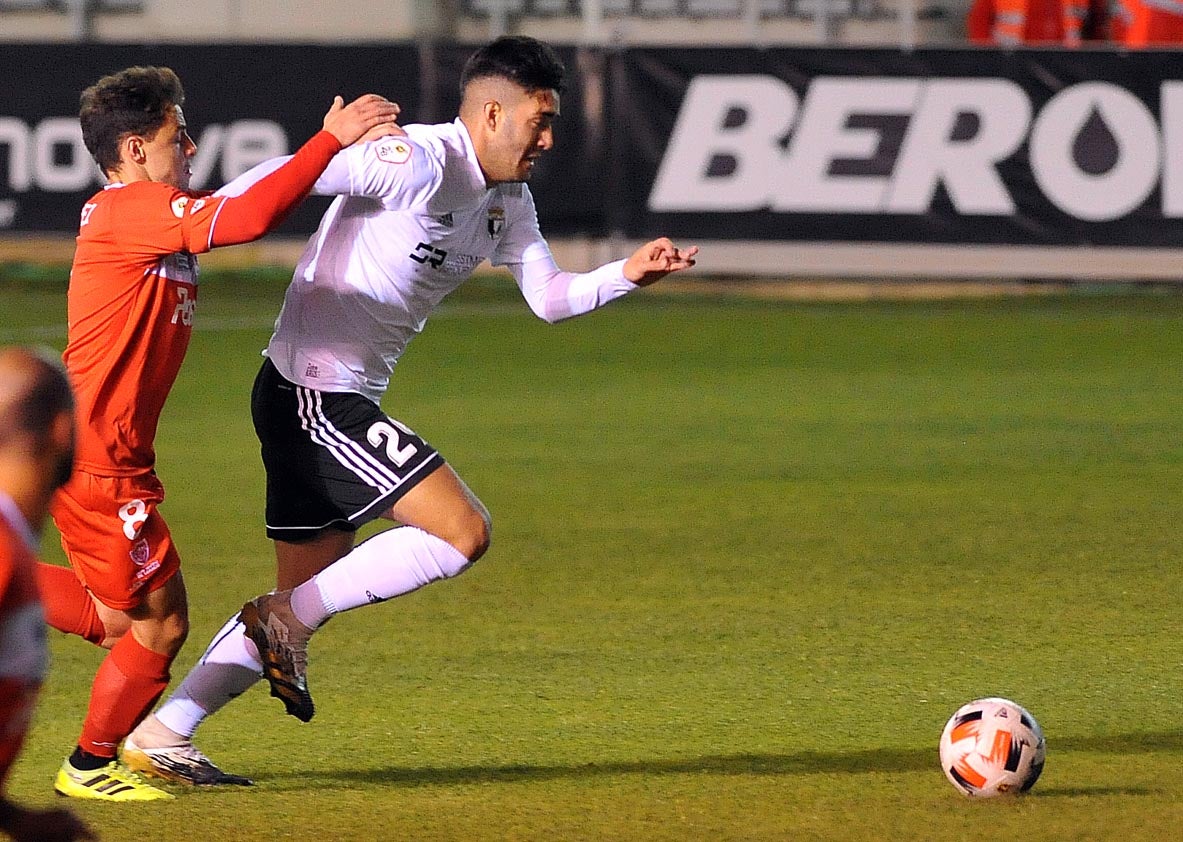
[160,613,190,654]
[453,505,492,564]
[134,610,190,657]
[94,600,132,649]
[436,500,491,567]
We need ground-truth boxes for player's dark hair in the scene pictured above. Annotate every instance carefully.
[460,36,566,96]
[0,346,73,445]
[79,66,185,175]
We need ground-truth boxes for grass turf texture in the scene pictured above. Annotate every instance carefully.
[2,271,1182,840]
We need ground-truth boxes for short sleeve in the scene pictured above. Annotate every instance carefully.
[314,137,444,212]
[102,183,227,257]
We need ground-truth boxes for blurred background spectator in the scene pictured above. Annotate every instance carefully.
[1110,0,1183,46]
[966,0,1109,45]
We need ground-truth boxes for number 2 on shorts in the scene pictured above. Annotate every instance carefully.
[367,420,418,468]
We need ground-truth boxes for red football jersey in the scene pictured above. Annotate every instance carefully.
[64,182,228,475]
[0,503,46,790]
[62,130,340,476]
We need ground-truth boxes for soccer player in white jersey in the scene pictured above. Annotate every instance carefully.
[122,36,697,783]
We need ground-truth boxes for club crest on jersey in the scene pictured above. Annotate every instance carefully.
[487,206,505,238]
[375,139,413,165]
[129,538,151,566]
[170,196,189,218]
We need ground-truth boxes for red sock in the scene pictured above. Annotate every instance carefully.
[35,563,107,645]
[77,634,173,758]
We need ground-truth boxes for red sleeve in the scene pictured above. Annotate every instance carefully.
[90,183,204,258]
[207,130,343,248]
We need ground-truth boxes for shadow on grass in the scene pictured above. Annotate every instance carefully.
[1035,787,1158,798]
[259,748,930,790]
[261,729,1183,790]
[1055,730,1183,754]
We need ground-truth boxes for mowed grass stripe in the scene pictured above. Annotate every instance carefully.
[6,274,1182,840]
[0,303,528,342]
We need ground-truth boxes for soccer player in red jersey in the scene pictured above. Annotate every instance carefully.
[0,347,94,842]
[36,66,400,800]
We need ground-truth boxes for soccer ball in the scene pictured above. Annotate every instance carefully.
[939,697,1045,797]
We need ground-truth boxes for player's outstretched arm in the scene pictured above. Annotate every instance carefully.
[622,238,699,287]
[212,95,404,199]
[510,238,699,324]
[207,94,400,248]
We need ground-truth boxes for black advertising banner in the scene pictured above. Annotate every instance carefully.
[4,43,1183,246]
[0,43,420,234]
[614,47,1183,246]
[0,42,599,236]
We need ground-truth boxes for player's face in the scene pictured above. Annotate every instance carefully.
[492,88,559,183]
[143,105,197,189]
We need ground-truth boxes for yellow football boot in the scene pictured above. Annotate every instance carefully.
[54,758,175,801]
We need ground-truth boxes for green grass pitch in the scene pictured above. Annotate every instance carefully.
[2,271,1182,840]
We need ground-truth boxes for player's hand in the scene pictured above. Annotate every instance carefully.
[322,94,402,147]
[622,238,699,287]
[0,802,97,842]
[355,120,408,146]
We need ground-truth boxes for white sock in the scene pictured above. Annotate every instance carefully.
[153,612,263,739]
[154,528,470,738]
[290,576,332,630]
[310,526,473,618]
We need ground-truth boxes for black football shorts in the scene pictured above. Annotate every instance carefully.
[251,358,445,541]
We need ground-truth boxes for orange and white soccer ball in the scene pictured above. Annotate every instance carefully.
[939,697,1045,797]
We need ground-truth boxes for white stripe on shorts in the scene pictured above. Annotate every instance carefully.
[295,387,396,491]
[294,387,383,488]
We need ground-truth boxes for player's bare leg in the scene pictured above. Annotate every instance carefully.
[244,464,490,721]
[93,599,132,648]
[239,528,355,722]
[384,464,492,561]
[110,573,248,786]
[274,528,358,589]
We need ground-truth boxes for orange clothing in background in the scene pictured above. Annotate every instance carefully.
[1113,0,1183,45]
[968,0,1106,44]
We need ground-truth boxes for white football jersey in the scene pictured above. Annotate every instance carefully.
[266,118,558,402]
